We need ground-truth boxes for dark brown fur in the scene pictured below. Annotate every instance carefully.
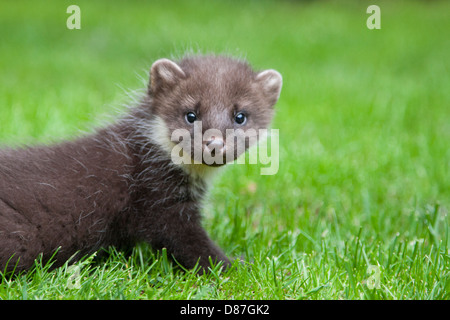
[0,55,282,273]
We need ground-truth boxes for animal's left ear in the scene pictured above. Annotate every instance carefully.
[256,69,283,106]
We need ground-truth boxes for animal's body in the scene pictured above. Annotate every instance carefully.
[0,55,282,273]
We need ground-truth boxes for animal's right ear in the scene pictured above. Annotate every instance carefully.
[150,58,186,94]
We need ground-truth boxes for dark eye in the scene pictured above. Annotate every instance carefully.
[235,112,247,125]
[185,112,197,124]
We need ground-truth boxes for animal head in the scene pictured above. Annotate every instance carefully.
[148,55,282,168]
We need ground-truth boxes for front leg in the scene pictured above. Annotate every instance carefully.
[144,203,231,271]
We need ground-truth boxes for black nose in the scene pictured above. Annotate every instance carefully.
[206,138,225,156]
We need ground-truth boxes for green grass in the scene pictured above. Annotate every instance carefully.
[1,0,449,299]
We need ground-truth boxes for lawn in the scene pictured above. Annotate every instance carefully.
[0,0,449,300]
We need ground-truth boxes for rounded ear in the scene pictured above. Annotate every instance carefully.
[256,69,283,106]
[150,58,186,94]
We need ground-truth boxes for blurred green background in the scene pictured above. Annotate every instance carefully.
[0,0,449,299]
